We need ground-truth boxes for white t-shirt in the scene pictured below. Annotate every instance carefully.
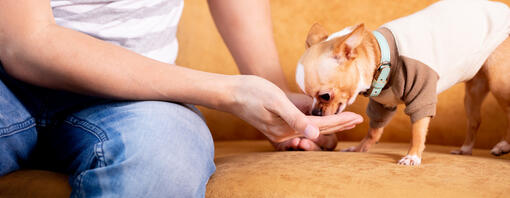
[51,0,184,64]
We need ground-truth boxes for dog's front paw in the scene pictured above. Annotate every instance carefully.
[490,140,510,156]
[398,155,421,166]
[341,145,370,152]
[341,146,358,152]
[450,145,472,155]
[341,141,373,152]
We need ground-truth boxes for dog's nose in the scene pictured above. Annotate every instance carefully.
[311,108,322,116]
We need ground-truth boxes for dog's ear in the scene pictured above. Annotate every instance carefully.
[333,23,365,61]
[306,23,329,48]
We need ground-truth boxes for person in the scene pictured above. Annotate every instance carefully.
[0,0,363,197]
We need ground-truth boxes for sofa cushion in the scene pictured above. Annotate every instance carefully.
[0,170,71,197]
[1,141,509,198]
[209,141,510,197]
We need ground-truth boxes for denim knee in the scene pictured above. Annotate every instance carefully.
[69,101,215,198]
[0,77,37,176]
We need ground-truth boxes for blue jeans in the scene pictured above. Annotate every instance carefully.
[0,63,216,197]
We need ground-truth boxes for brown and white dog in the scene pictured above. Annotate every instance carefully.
[296,0,510,165]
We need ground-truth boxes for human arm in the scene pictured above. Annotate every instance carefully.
[207,0,289,90]
[0,0,363,142]
[208,0,363,150]
[0,0,234,108]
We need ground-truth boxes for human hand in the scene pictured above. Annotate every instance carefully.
[272,92,361,151]
[227,76,363,143]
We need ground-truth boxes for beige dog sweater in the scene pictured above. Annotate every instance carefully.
[367,0,510,128]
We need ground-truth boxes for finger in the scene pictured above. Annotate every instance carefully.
[298,138,322,151]
[288,138,301,150]
[274,96,320,140]
[308,112,363,128]
[320,124,357,135]
[312,134,338,151]
[272,137,301,151]
[308,112,363,131]
[313,118,360,134]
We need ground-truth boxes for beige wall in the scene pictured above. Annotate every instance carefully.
[176,0,510,148]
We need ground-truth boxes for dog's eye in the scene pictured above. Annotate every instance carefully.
[319,93,331,102]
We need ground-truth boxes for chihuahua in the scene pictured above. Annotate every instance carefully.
[296,0,510,165]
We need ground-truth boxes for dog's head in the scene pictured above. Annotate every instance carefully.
[296,23,372,116]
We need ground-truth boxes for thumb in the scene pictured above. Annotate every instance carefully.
[277,99,320,140]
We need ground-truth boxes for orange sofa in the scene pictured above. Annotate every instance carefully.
[2,0,510,197]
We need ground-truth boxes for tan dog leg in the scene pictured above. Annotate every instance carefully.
[489,98,510,156]
[341,127,384,152]
[451,71,489,155]
[483,37,510,156]
[489,87,510,156]
[490,113,510,156]
[398,117,430,166]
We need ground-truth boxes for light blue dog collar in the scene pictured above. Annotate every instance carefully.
[366,31,391,97]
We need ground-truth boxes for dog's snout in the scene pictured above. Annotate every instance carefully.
[311,108,322,116]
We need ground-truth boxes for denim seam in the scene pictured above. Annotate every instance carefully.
[64,116,109,142]
[74,170,86,197]
[0,118,36,138]
[94,142,107,167]
[65,116,110,169]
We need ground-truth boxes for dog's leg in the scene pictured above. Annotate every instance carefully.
[398,117,430,166]
[483,37,510,156]
[341,127,384,152]
[490,101,510,156]
[490,120,510,156]
[451,72,488,155]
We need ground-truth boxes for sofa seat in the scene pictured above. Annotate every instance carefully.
[1,141,509,197]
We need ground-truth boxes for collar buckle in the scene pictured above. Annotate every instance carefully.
[365,31,392,97]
